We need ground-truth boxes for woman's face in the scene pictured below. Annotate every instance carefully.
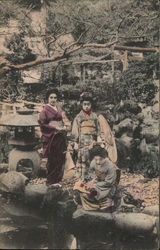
[82,101,91,112]
[94,156,105,166]
[48,93,57,106]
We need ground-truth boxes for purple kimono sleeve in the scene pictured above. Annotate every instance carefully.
[38,109,56,131]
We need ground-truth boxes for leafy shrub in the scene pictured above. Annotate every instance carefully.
[114,53,159,104]
[5,33,36,64]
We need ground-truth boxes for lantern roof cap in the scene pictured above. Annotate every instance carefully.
[0,108,39,127]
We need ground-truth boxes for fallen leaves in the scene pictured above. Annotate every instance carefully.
[29,170,158,207]
[119,171,159,207]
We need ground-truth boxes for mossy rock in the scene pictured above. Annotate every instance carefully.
[0,171,28,194]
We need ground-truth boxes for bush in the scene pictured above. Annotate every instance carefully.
[114,53,158,104]
[5,32,36,65]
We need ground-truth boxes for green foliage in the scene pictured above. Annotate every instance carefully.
[17,0,44,9]
[5,33,36,64]
[0,0,20,25]
[114,53,158,104]
[0,133,11,163]
[46,10,62,37]
[46,0,159,45]
[0,0,159,107]
[57,78,115,119]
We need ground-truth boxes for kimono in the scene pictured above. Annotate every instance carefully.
[72,110,100,179]
[38,104,67,185]
[80,158,117,211]
[71,110,117,180]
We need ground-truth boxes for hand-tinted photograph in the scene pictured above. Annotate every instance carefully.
[0,0,159,249]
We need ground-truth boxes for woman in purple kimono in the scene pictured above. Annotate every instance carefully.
[38,89,67,186]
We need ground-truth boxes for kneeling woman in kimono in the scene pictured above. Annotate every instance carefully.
[74,145,118,211]
[38,89,70,186]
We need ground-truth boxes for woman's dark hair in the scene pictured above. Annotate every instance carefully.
[89,145,108,161]
[45,88,60,102]
[80,92,93,105]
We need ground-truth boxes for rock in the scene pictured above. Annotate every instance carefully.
[141,106,153,122]
[118,118,133,130]
[72,209,156,237]
[25,183,47,205]
[0,195,48,249]
[141,123,159,143]
[0,171,28,194]
[143,205,159,217]
[113,124,120,134]
[148,144,159,152]
[119,133,133,150]
[114,118,134,136]
[114,100,141,115]
[2,201,45,227]
[116,139,129,168]
[123,100,142,115]
[105,104,115,111]
[43,186,69,207]
[0,225,17,234]
[137,113,144,122]
[0,163,8,174]
[139,138,149,155]
[115,113,126,123]
[72,208,114,236]
[114,213,155,234]
[152,102,159,113]
[155,217,159,237]
[152,90,159,113]
[73,208,113,223]
[57,199,77,218]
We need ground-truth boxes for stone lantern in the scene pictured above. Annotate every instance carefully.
[0,108,40,178]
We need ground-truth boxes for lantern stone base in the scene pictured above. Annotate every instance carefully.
[9,148,41,178]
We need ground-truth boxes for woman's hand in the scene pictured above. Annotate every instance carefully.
[86,181,96,190]
[55,126,66,131]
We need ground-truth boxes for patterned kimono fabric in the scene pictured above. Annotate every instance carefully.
[38,105,67,185]
[72,110,99,180]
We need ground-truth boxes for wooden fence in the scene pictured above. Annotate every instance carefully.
[0,101,44,116]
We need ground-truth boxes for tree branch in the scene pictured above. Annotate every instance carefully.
[64,28,89,54]
[0,43,159,75]
[47,31,74,47]
[114,45,160,52]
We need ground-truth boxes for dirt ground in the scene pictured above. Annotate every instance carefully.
[119,171,159,207]
[31,168,159,208]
